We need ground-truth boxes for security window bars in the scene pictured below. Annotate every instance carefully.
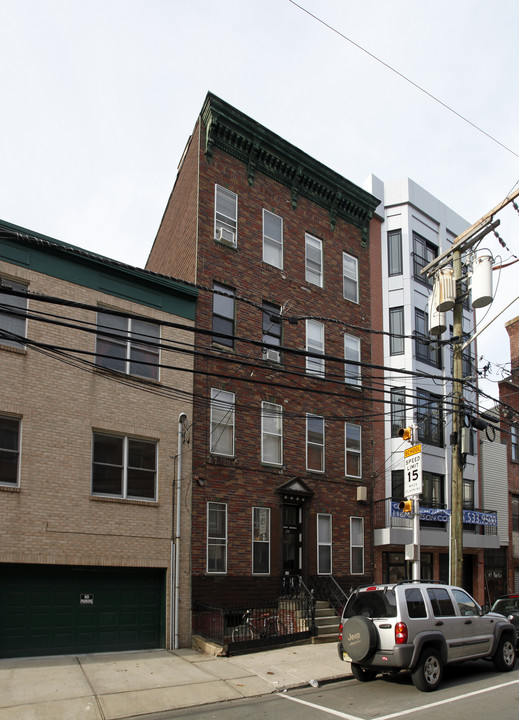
[350,517,364,574]
[388,230,403,276]
[92,432,157,501]
[262,301,281,363]
[207,502,227,574]
[390,388,406,437]
[210,388,235,457]
[252,507,270,574]
[214,185,237,246]
[0,416,20,486]
[305,234,323,287]
[416,389,443,447]
[263,210,283,268]
[307,414,325,472]
[261,401,283,465]
[344,334,361,386]
[0,277,27,349]
[96,310,160,380]
[389,307,405,355]
[212,283,235,348]
[306,319,325,377]
[413,233,437,285]
[511,425,518,462]
[345,422,361,478]
[343,253,359,303]
[317,514,332,574]
[415,308,441,367]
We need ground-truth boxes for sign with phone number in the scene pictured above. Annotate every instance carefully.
[391,503,497,526]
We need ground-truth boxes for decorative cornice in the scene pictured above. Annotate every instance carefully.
[201,93,380,246]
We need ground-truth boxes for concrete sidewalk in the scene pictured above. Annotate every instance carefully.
[0,642,351,719]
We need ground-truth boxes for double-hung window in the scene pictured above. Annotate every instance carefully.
[214,185,237,246]
[210,388,235,456]
[207,502,227,573]
[512,496,519,532]
[261,401,282,465]
[317,514,332,574]
[92,432,157,500]
[212,283,235,348]
[305,234,323,286]
[415,308,441,367]
[389,307,405,355]
[262,301,281,362]
[344,334,361,386]
[512,425,518,462]
[0,277,28,349]
[306,319,324,377]
[252,507,270,574]
[413,233,437,285]
[307,414,325,472]
[350,517,364,574]
[416,389,443,447]
[0,415,20,486]
[345,422,361,478]
[388,230,403,276]
[390,388,406,437]
[96,310,160,380]
[263,210,283,268]
[343,253,359,303]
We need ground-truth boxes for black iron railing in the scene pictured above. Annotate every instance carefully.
[310,575,349,616]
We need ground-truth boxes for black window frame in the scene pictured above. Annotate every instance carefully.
[388,230,403,276]
[413,233,437,286]
[389,307,405,355]
[416,389,444,447]
[415,308,441,367]
[390,388,406,437]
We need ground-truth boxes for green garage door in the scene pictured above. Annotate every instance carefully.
[0,564,165,658]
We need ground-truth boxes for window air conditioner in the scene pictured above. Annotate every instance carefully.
[217,226,235,244]
[263,348,281,363]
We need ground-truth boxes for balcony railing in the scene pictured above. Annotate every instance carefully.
[375,498,498,535]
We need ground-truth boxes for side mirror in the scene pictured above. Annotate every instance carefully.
[481,603,490,614]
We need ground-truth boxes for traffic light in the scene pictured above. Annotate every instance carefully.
[398,426,413,443]
[399,499,413,513]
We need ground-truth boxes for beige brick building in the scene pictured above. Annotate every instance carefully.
[0,220,197,658]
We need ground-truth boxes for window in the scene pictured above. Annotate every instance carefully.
[512,425,518,462]
[388,230,403,276]
[389,307,405,355]
[343,253,359,303]
[96,310,160,380]
[421,472,445,508]
[207,502,227,573]
[306,319,324,377]
[345,423,361,478]
[307,414,325,472]
[214,185,237,245]
[415,308,441,367]
[427,588,455,617]
[344,334,361,386]
[413,233,437,285]
[512,496,519,532]
[210,389,235,456]
[305,234,323,286]
[252,507,270,574]
[92,432,157,501]
[261,401,282,465]
[212,283,235,348]
[263,210,283,268]
[390,388,406,437]
[463,479,474,509]
[0,416,20,486]
[406,588,427,618]
[317,514,332,574]
[416,389,443,447]
[0,277,27,349]
[350,517,364,574]
[262,301,281,362]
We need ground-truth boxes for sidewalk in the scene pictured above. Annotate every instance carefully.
[0,642,351,719]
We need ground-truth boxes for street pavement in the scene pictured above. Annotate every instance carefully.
[0,642,351,719]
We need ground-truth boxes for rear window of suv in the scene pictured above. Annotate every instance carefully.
[406,587,427,618]
[344,589,397,618]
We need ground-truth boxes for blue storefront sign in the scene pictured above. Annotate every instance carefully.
[391,502,497,526]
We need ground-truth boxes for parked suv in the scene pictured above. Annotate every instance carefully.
[337,581,516,692]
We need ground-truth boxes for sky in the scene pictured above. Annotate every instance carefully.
[1,0,518,408]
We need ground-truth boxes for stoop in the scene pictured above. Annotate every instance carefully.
[312,600,340,644]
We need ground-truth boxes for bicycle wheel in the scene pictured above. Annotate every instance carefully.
[232,624,254,642]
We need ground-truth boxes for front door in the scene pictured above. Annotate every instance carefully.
[283,503,302,575]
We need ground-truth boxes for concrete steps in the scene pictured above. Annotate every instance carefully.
[311,600,340,644]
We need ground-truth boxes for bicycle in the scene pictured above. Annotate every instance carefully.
[231,609,287,642]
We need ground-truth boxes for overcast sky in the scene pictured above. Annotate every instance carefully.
[1,0,518,407]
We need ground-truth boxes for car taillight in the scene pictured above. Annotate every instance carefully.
[338,622,343,641]
[395,622,408,644]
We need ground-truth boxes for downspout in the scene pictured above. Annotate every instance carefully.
[174,413,187,649]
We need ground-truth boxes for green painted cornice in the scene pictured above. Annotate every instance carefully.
[201,92,380,246]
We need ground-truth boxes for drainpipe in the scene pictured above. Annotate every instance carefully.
[174,413,187,650]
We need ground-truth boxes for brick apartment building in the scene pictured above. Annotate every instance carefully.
[146,92,381,617]
[0,221,197,658]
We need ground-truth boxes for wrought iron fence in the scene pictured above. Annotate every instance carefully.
[310,575,349,616]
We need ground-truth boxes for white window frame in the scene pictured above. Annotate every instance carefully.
[305,233,323,287]
[343,252,359,303]
[306,414,325,472]
[0,277,28,349]
[263,209,283,268]
[511,425,518,462]
[210,388,235,457]
[261,401,283,465]
[96,310,160,380]
[214,184,237,246]
[0,415,21,487]
[306,319,325,377]
[345,422,362,478]
[207,501,227,574]
[344,334,361,386]
[317,513,332,575]
[252,507,271,575]
[91,432,158,501]
[350,516,364,574]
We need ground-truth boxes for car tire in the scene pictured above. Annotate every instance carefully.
[341,616,378,662]
[492,635,516,671]
[411,647,443,692]
[351,663,377,682]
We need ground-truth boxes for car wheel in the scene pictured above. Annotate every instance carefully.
[411,647,443,692]
[492,635,516,671]
[341,616,378,662]
[351,663,377,682]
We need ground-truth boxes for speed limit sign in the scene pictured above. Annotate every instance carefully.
[404,444,422,496]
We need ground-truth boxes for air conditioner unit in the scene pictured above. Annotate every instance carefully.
[217,226,235,244]
[263,348,281,363]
